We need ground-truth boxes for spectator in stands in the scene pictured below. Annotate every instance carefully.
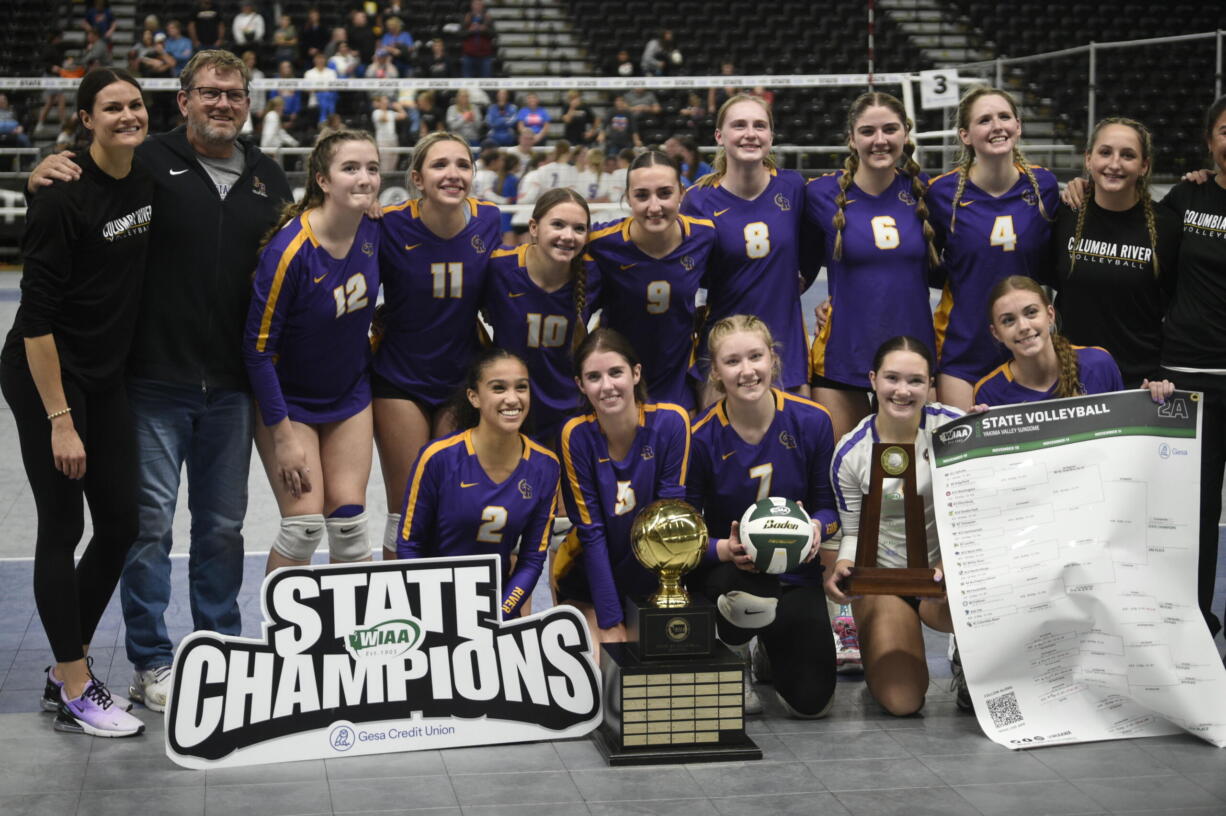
[142,15,163,39]
[422,39,453,81]
[82,0,117,44]
[59,54,86,81]
[325,27,349,58]
[666,135,712,186]
[0,94,31,148]
[486,89,518,147]
[624,88,662,118]
[417,90,444,140]
[473,146,501,200]
[562,90,599,147]
[259,96,298,154]
[539,140,579,191]
[601,95,641,152]
[163,21,193,76]
[679,92,706,126]
[82,30,110,70]
[190,0,227,51]
[613,49,635,77]
[36,33,69,134]
[241,51,266,122]
[129,32,175,80]
[273,14,298,64]
[641,30,679,77]
[496,152,521,244]
[379,16,415,76]
[347,10,377,65]
[232,2,266,46]
[508,128,537,171]
[268,60,302,130]
[329,41,360,78]
[461,0,496,79]
[515,92,550,146]
[300,8,329,66]
[708,61,738,114]
[304,52,339,124]
[577,147,603,200]
[366,49,399,84]
[447,90,485,146]
[371,94,408,170]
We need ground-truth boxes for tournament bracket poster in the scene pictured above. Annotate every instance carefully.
[165,555,602,768]
[932,390,1226,749]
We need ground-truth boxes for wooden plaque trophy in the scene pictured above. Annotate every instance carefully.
[841,443,945,597]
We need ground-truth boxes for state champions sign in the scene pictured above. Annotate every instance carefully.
[165,555,602,768]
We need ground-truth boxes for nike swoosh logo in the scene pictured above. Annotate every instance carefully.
[958,200,975,207]
[169,169,189,176]
[713,208,730,217]
[597,458,610,463]
[405,243,422,251]
[844,199,857,205]
[722,451,736,460]
[508,291,526,298]
[619,263,638,271]
[460,481,478,488]
[304,527,321,535]
[744,609,763,615]
[340,525,358,534]
[314,274,327,283]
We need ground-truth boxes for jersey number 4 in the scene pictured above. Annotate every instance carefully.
[989,216,1017,252]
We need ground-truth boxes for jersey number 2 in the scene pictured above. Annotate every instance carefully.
[477,506,507,543]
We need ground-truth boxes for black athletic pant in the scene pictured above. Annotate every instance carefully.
[1,364,138,663]
[1162,370,1224,638]
[701,562,837,716]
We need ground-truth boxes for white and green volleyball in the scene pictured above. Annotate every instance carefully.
[738,497,815,574]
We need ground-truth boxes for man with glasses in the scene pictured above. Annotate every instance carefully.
[28,51,291,713]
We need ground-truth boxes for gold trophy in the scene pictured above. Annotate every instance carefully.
[841,442,945,597]
[595,499,761,765]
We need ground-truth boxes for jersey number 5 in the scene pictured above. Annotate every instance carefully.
[332,274,369,317]
[614,480,637,516]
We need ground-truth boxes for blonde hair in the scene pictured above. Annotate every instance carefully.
[706,314,780,393]
[948,87,1052,234]
[1071,116,1160,280]
[179,49,250,90]
[695,94,778,188]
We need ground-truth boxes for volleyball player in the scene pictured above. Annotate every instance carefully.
[1048,118,1180,388]
[375,131,503,559]
[681,94,811,403]
[588,150,718,413]
[397,349,560,619]
[825,337,961,715]
[927,87,1059,410]
[689,315,840,717]
[244,130,381,572]
[1,68,150,736]
[483,188,596,447]
[806,91,940,442]
[555,328,691,651]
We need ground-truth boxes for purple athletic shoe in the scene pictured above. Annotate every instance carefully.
[42,659,131,714]
[55,679,145,737]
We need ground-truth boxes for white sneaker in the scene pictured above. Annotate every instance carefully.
[743,673,763,715]
[129,665,173,713]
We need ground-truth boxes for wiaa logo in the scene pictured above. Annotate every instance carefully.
[938,425,973,444]
[768,504,792,515]
[344,617,423,660]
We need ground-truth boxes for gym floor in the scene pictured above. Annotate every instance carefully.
[1,270,1224,816]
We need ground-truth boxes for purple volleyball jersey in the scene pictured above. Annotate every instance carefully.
[973,345,1124,406]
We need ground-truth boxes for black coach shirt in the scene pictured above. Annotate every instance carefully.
[1161,179,1226,371]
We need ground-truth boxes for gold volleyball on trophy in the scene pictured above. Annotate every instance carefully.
[630,499,708,609]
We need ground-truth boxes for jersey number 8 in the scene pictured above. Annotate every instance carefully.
[743,222,771,259]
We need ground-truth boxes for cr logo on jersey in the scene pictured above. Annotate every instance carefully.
[680,255,695,271]
[778,430,797,450]
[517,478,533,499]
[1021,189,1038,207]
[361,241,374,256]
[774,193,791,211]
[471,235,488,254]
[640,445,655,461]
[897,189,916,206]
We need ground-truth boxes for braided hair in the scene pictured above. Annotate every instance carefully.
[948,87,1052,234]
[695,93,778,188]
[1071,117,1160,280]
[529,187,592,352]
[833,92,939,269]
[988,276,1083,398]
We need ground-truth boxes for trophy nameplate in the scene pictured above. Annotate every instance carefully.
[592,500,762,765]
[841,443,945,597]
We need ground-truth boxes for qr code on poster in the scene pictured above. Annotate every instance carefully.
[986,690,1023,728]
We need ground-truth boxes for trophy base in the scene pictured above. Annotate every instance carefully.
[595,642,762,766]
[624,595,715,659]
[842,567,945,597]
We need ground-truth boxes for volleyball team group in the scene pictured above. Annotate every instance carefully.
[5,51,1226,739]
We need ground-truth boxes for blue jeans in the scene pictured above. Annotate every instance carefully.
[462,55,493,78]
[119,378,253,670]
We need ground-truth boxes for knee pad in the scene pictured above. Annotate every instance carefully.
[382,512,402,555]
[273,514,326,561]
[776,687,834,720]
[327,510,371,562]
[550,516,572,552]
